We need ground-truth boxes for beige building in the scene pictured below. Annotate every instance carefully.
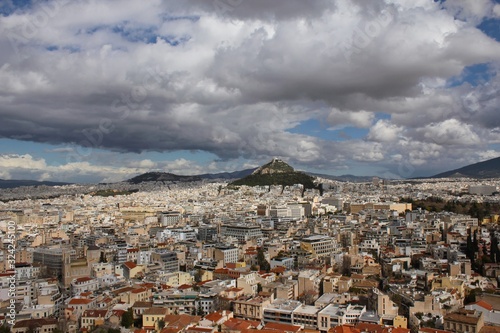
[159,271,194,287]
[233,295,273,321]
[143,307,169,331]
[375,290,399,316]
[432,276,465,298]
[114,286,151,305]
[81,309,108,330]
[338,276,352,293]
[323,274,342,294]
[298,269,323,297]
[237,272,259,296]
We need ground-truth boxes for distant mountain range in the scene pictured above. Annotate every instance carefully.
[308,172,375,182]
[432,156,500,179]
[0,179,70,189]
[4,156,499,190]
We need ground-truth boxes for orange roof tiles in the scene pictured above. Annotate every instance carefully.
[204,312,223,323]
[82,310,108,318]
[263,322,302,333]
[470,300,494,311]
[69,298,94,305]
[75,276,94,283]
[123,261,137,269]
[329,325,360,333]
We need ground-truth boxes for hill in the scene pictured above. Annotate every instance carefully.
[432,156,500,179]
[197,168,256,180]
[307,172,375,182]
[126,172,201,184]
[0,179,70,189]
[230,158,316,188]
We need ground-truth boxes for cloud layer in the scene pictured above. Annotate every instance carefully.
[0,0,500,182]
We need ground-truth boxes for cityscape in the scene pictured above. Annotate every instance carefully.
[1,1,500,333]
[1,157,500,333]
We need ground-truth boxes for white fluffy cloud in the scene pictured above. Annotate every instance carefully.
[419,119,481,146]
[367,120,404,142]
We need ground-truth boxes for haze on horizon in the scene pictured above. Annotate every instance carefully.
[1,0,500,183]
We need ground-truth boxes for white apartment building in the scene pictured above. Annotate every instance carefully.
[220,224,263,242]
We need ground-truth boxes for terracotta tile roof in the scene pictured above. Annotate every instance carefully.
[69,298,94,305]
[123,261,137,270]
[13,318,58,329]
[223,318,260,330]
[131,287,148,294]
[391,328,410,333]
[111,310,126,317]
[470,300,494,311]
[164,314,201,330]
[113,286,135,295]
[82,310,108,318]
[186,327,213,333]
[75,276,94,283]
[479,326,500,333]
[444,309,482,325]
[204,312,223,323]
[355,323,385,333]
[178,284,193,290]
[144,307,169,316]
[263,322,302,333]
[141,282,156,289]
[418,328,453,333]
[132,301,153,308]
[329,325,360,333]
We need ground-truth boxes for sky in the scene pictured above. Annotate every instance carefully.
[0,0,500,183]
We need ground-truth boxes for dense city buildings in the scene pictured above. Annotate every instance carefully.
[1,176,500,333]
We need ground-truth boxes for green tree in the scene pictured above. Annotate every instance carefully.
[0,324,11,333]
[197,303,205,317]
[465,288,479,304]
[194,269,204,283]
[257,283,263,293]
[257,247,270,272]
[134,316,143,328]
[121,308,134,328]
[158,320,166,330]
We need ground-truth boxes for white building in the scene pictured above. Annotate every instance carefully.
[71,276,100,296]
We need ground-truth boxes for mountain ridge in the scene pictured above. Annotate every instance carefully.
[432,156,500,179]
[0,179,71,189]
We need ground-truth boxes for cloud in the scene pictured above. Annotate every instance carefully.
[442,0,497,23]
[0,0,499,180]
[0,153,212,183]
[367,120,404,142]
[327,109,374,129]
[494,4,500,18]
[418,119,481,146]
